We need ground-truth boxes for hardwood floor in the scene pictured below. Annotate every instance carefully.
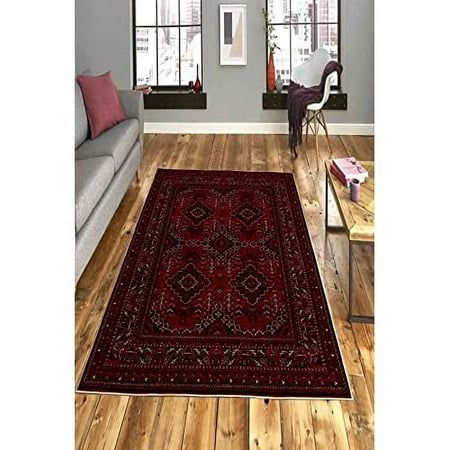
[75,133,374,450]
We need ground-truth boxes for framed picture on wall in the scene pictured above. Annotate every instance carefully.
[219,4,247,66]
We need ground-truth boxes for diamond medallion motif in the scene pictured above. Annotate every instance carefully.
[231,264,271,306]
[234,203,261,226]
[184,201,211,225]
[167,263,210,304]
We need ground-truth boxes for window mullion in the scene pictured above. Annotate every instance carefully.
[314,0,317,51]
[289,0,292,81]
[178,0,181,86]
[155,0,159,86]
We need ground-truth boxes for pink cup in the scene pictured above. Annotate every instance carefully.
[350,179,361,202]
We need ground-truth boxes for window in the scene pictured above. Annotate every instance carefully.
[266,0,339,87]
[134,0,202,88]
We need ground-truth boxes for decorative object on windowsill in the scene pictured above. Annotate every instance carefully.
[350,179,361,202]
[276,74,283,94]
[188,81,194,93]
[220,4,247,66]
[267,54,276,92]
[194,64,202,93]
[262,8,280,92]
[134,84,152,95]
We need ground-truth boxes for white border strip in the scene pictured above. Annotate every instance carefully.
[144,122,374,135]
[76,389,353,401]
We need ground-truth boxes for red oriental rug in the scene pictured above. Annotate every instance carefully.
[78,169,351,398]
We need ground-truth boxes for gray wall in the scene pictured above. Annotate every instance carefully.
[75,0,374,124]
[75,0,133,88]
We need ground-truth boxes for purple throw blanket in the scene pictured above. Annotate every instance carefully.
[287,60,343,154]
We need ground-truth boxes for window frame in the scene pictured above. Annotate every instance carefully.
[132,0,203,91]
[265,0,341,90]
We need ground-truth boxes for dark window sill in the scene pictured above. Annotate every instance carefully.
[262,91,347,110]
[143,92,207,110]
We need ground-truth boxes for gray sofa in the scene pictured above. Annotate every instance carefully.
[75,81,143,281]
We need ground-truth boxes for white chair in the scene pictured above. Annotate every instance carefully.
[292,48,336,169]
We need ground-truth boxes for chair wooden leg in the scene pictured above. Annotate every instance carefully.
[314,112,320,171]
[320,110,332,156]
[305,110,309,143]
[308,116,315,135]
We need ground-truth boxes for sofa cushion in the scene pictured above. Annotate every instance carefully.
[75,81,89,148]
[77,71,126,139]
[75,119,139,172]
[75,157,114,232]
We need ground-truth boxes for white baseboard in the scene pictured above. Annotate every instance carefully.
[144,122,374,135]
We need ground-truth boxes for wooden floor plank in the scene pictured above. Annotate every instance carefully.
[183,134,214,170]
[208,135,227,169]
[195,135,216,170]
[240,135,253,171]
[310,401,332,449]
[75,394,99,450]
[310,400,350,450]
[328,401,352,450]
[334,319,365,377]
[341,376,374,450]
[352,324,375,406]
[182,398,218,450]
[76,134,375,450]
[275,134,292,172]
[215,398,249,450]
[82,395,129,450]
[182,134,201,169]
[165,134,191,169]
[250,135,266,169]
[249,399,282,450]
[280,400,316,450]
[223,134,243,170]
[115,397,161,450]
[149,397,189,450]
[264,134,282,172]
[158,134,182,169]
[340,135,375,162]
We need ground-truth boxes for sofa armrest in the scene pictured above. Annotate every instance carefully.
[118,90,144,156]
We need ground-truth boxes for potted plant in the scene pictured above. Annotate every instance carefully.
[262,8,280,92]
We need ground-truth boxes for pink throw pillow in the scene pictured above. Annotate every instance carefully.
[77,71,126,139]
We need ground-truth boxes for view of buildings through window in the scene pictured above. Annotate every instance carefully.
[267,0,339,86]
[135,0,202,87]
[134,1,337,89]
